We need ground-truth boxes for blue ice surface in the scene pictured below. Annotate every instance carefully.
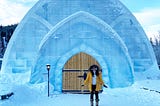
[1,0,159,93]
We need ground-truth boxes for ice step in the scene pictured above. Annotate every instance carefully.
[12,59,31,73]
[14,59,27,67]
[12,67,31,73]
[134,66,145,72]
[133,59,152,66]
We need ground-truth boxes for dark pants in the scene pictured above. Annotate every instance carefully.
[90,85,99,101]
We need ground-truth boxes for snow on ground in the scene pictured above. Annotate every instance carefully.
[1,79,160,106]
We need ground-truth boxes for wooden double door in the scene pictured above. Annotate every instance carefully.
[62,52,100,93]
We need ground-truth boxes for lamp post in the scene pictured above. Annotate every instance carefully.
[46,64,50,97]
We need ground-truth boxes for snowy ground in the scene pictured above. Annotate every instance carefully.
[1,79,160,106]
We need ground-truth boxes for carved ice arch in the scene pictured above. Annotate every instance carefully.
[32,11,134,92]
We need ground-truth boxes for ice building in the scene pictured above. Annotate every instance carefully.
[1,0,159,93]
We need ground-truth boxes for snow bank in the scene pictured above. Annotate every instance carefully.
[0,71,30,95]
[11,85,41,104]
[1,80,160,106]
[1,82,54,106]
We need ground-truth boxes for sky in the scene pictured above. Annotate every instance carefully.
[0,0,160,38]
[120,0,160,38]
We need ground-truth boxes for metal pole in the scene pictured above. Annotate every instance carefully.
[48,70,49,97]
[46,64,50,97]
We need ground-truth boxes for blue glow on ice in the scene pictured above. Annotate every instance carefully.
[1,0,159,93]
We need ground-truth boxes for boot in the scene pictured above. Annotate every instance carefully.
[90,99,93,106]
[96,99,99,106]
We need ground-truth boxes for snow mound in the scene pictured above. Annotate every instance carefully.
[12,85,40,103]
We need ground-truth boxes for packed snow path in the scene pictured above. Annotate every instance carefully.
[1,80,160,106]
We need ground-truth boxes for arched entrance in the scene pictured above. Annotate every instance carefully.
[62,52,101,93]
[30,12,134,93]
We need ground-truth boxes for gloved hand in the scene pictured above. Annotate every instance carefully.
[103,84,108,88]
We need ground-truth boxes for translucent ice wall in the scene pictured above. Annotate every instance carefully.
[1,0,158,92]
[31,11,134,91]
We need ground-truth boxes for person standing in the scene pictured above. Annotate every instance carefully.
[83,64,107,106]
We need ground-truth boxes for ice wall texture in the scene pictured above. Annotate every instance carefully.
[1,0,158,92]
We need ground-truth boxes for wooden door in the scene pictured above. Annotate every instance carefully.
[62,52,100,93]
[62,69,89,93]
